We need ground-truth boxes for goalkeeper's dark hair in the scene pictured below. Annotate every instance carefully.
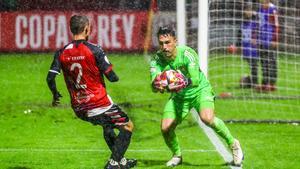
[70,15,89,35]
[157,26,176,38]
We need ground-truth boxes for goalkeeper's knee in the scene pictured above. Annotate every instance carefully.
[200,109,215,125]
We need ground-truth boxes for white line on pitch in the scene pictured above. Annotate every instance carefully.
[0,148,216,153]
[191,110,242,169]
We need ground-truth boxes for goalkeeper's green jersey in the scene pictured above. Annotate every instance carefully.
[150,45,211,99]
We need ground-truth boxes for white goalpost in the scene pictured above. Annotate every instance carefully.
[176,0,209,77]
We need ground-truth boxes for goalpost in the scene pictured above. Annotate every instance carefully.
[177,0,208,77]
[177,0,300,122]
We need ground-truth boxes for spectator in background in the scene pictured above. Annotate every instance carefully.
[240,3,259,88]
[257,0,279,92]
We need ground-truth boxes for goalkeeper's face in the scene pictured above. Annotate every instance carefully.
[158,34,177,61]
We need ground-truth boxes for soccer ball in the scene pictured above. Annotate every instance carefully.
[161,70,178,83]
[160,70,185,91]
[227,44,237,54]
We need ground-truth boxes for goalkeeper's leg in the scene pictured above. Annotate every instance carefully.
[199,107,243,166]
[161,99,189,167]
[161,118,182,167]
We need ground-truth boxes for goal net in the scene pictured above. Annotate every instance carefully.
[184,0,300,122]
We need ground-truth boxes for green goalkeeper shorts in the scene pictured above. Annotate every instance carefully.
[162,86,215,123]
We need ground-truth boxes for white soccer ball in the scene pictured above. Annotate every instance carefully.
[161,70,184,91]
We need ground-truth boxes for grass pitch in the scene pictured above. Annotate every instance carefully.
[0,53,299,169]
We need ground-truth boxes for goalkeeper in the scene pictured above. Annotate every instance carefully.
[150,26,244,167]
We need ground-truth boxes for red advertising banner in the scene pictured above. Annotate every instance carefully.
[0,11,148,52]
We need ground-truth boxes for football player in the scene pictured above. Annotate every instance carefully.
[46,15,136,169]
[150,26,244,166]
[257,0,279,92]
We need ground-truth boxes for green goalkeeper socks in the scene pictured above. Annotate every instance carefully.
[211,117,235,146]
[162,117,234,156]
[163,130,182,156]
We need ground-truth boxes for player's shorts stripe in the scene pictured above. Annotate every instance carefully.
[111,115,121,118]
[49,70,60,74]
[87,104,113,117]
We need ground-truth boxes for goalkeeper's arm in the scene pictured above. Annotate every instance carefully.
[187,61,201,87]
[150,60,165,92]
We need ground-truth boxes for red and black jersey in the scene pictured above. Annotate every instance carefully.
[49,40,114,114]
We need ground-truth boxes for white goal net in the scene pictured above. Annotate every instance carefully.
[184,0,300,120]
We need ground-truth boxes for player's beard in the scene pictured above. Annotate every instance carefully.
[85,36,89,41]
[163,52,173,61]
[163,51,170,56]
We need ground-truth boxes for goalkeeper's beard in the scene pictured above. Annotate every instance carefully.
[162,50,171,57]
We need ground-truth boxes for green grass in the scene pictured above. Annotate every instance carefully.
[0,53,299,169]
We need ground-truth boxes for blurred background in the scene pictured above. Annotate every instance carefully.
[0,0,298,53]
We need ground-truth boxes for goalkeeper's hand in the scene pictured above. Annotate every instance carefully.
[52,92,62,107]
[152,74,168,93]
[167,73,190,93]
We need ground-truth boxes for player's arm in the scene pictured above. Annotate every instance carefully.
[150,59,162,82]
[185,50,200,87]
[251,22,258,46]
[46,50,62,106]
[150,59,165,92]
[95,48,119,82]
[272,8,279,44]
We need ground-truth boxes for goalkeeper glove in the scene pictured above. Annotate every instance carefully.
[152,74,168,93]
[52,92,62,107]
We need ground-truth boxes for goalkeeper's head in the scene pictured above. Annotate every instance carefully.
[157,26,177,61]
[70,15,90,41]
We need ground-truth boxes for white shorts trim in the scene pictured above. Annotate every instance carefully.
[86,95,113,117]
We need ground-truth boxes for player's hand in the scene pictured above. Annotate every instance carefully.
[52,92,62,106]
[168,73,190,93]
[271,41,278,49]
[251,39,257,46]
[152,74,168,93]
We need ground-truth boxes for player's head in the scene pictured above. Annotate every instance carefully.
[260,0,270,4]
[157,26,177,61]
[70,15,90,40]
[243,3,254,19]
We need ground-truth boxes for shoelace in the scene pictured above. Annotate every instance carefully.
[119,158,127,165]
[109,159,119,166]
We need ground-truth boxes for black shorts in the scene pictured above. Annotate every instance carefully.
[80,104,129,128]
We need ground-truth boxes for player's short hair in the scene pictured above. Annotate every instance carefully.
[157,26,176,38]
[244,2,253,10]
[70,15,89,35]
